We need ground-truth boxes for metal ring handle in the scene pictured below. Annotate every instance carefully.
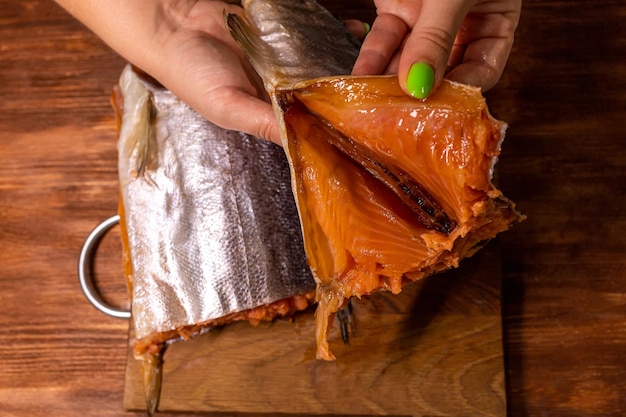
[78,214,131,319]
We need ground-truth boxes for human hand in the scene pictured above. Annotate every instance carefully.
[352,0,521,98]
[56,0,281,143]
[150,1,281,143]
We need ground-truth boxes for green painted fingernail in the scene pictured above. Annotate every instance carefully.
[363,22,371,35]
[406,62,434,99]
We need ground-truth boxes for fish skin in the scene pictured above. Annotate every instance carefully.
[228,0,523,361]
[227,0,361,90]
[117,65,315,343]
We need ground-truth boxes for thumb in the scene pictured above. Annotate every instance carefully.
[203,91,281,145]
[399,2,472,99]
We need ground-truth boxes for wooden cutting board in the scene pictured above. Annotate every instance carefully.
[123,245,505,416]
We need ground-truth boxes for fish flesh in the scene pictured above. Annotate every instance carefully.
[115,65,316,413]
[279,76,522,360]
[227,0,524,360]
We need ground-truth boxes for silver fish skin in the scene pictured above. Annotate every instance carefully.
[117,65,315,343]
[227,0,361,90]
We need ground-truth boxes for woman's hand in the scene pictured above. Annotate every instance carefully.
[56,0,281,143]
[352,0,521,98]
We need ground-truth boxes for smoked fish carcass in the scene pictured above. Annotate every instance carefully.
[227,0,524,360]
[115,65,316,413]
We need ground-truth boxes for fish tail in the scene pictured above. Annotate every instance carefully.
[139,349,164,416]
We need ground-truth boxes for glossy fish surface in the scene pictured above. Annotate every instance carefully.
[228,0,523,360]
[116,65,315,351]
[279,76,522,359]
[227,0,360,89]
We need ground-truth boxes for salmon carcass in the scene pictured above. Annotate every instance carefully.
[115,65,316,414]
[228,0,524,360]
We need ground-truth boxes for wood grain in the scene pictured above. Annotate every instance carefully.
[1,0,625,416]
[486,1,626,416]
[124,248,505,416]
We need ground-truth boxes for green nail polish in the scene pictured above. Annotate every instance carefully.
[363,22,371,35]
[406,62,434,99]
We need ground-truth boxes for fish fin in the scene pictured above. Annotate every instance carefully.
[123,91,158,180]
[225,11,275,85]
[140,348,164,416]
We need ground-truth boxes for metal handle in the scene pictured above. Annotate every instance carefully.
[78,214,131,319]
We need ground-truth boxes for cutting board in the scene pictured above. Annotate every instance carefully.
[123,244,506,416]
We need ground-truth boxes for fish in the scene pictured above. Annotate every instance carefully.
[227,0,524,360]
[115,65,316,414]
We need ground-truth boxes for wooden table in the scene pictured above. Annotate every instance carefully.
[1,1,624,416]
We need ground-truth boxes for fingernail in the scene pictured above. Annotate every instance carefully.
[406,62,434,99]
[363,22,371,35]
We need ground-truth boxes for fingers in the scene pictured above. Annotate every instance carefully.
[445,5,521,90]
[155,25,282,145]
[188,86,281,145]
[445,34,514,91]
[216,91,281,145]
[398,1,473,98]
[358,0,520,97]
[352,13,408,76]
[343,19,370,40]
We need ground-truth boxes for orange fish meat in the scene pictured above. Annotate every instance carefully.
[227,0,523,360]
[277,76,523,360]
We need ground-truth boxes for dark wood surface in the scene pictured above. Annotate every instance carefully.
[1,1,624,416]
[123,247,506,416]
